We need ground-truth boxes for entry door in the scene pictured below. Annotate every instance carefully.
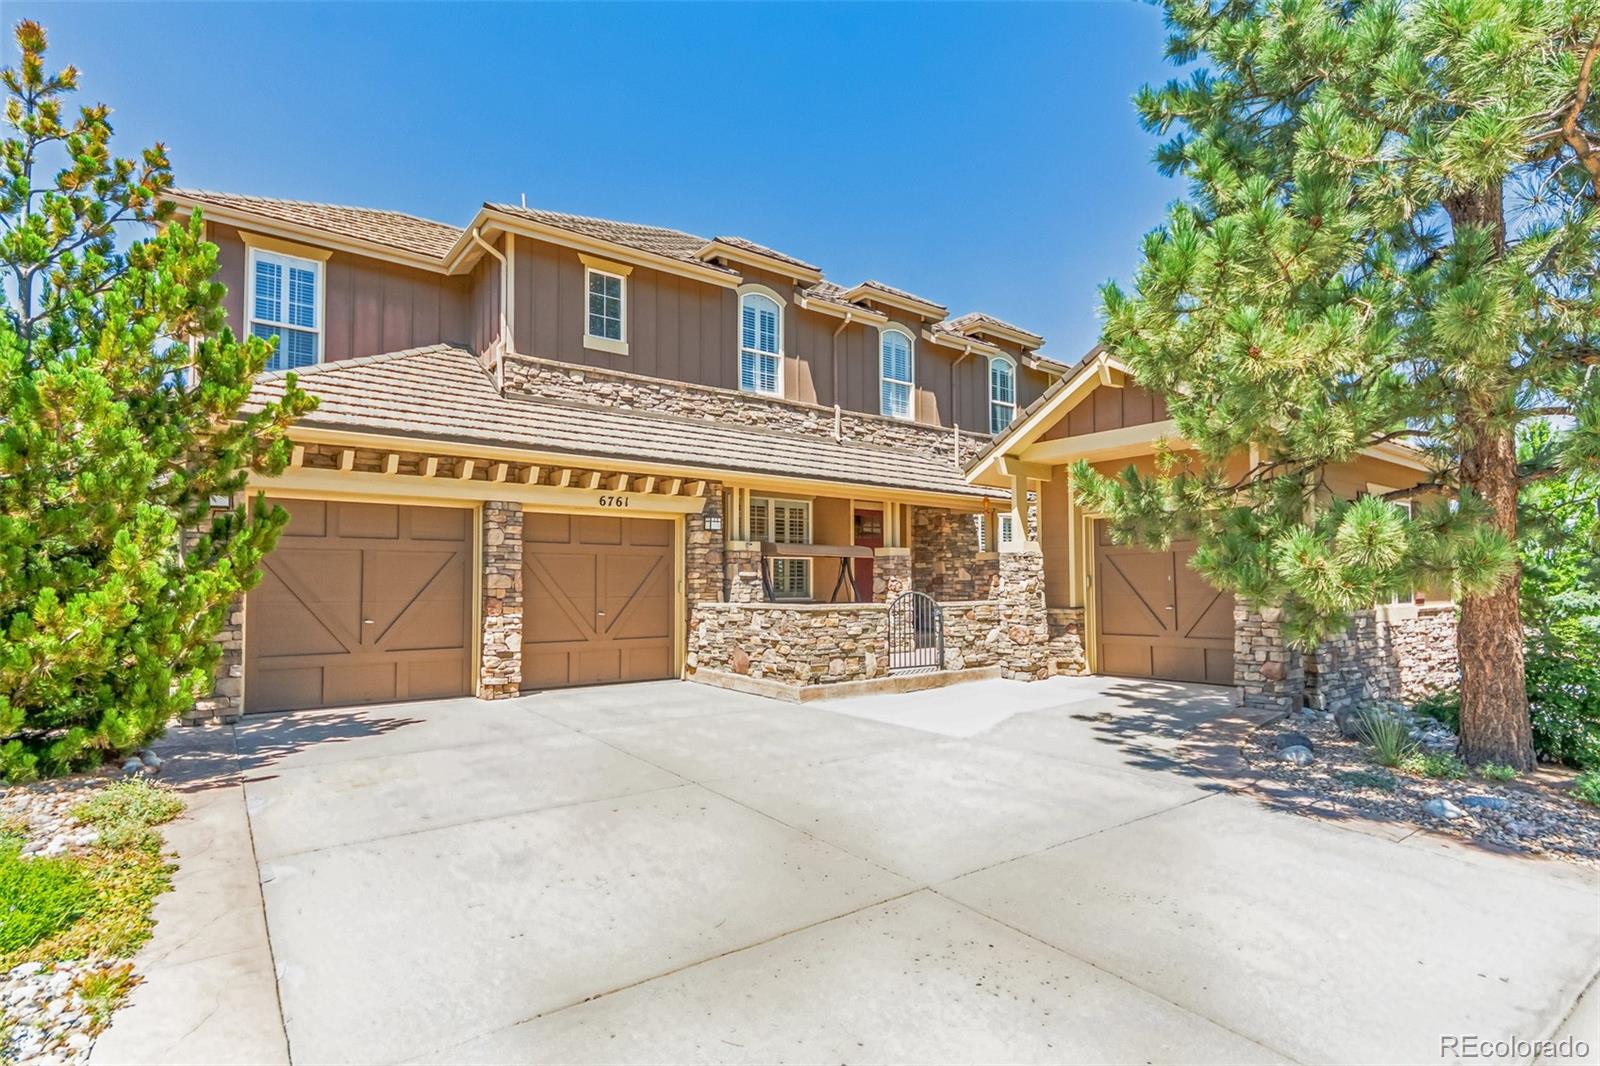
[521,514,675,689]
[852,509,883,602]
[244,499,472,713]
[1093,522,1234,685]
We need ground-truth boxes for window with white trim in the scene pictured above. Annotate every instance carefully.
[989,356,1017,435]
[880,328,914,419]
[974,511,1015,551]
[998,511,1016,546]
[248,248,322,371]
[974,513,989,552]
[586,267,625,342]
[739,291,782,395]
[749,496,810,600]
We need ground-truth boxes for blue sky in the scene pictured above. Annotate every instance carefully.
[6,2,1184,360]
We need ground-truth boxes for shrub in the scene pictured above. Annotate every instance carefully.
[0,842,95,955]
[1523,626,1600,771]
[1477,763,1519,782]
[1412,690,1460,730]
[1357,707,1417,768]
[1400,752,1467,779]
[73,780,183,849]
[1573,771,1600,808]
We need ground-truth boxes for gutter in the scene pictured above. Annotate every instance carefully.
[830,311,855,442]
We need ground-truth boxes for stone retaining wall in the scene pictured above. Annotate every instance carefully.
[1235,606,1305,714]
[687,602,888,685]
[1306,606,1460,711]
[503,353,990,465]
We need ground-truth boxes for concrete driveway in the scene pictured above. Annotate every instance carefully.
[95,677,1599,1065]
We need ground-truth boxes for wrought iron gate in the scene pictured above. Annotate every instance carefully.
[888,591,944,674]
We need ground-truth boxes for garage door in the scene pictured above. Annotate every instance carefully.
[522,514,674,689]
[244,499,472,713]
[1094,522,1234,685]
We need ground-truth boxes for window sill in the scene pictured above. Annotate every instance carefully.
[584,334,629,356]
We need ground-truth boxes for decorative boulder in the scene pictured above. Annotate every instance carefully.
[1423,798,1467,820]
[1279,745,1314,766]
[1275,731,1315,754]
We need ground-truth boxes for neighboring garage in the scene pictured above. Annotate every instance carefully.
[1093,523,1234,685]
[243,499,473,713]
[521,513,676,690]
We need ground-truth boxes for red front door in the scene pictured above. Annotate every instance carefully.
[853,509,883,601]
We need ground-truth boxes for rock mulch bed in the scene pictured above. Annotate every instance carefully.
[1241,709,1600,864]
[1,756,168,1065]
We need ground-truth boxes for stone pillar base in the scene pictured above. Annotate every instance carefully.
[994,546,1050,680]
[478,501,523,699]
[873,548,911,601]
[1233,605,1304,713]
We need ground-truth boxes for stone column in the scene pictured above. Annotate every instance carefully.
[994,545,1050,680]
[1233,605,1304,714]
[873,548,912,601]
[478,501,523,699]
[184,498,245,725]
[684,481,724,605]
[725,543,766,602]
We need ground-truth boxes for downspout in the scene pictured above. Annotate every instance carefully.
[831,311,854,442]
[950,342,976,466]
[471,227,511,392]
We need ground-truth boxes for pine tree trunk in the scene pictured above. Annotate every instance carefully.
[1456,422,1535,770]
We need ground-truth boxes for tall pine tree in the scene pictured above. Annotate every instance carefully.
[0,21,313,780]
[1076,0,1600,769]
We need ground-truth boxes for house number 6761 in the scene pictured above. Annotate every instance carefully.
[597,495,631,508]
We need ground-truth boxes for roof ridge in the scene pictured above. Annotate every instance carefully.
[487,202,706,242]
[172,189,463,232]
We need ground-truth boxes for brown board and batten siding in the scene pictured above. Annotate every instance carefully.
[1044,382,1169,440]
[211,222,471,363]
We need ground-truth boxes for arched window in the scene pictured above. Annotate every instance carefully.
[879,328,914,419]
[739,289,783,395]
[989,355,1017,435]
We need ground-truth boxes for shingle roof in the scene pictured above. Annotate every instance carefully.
[850,279,948,314]
[487,203,727,269]
[706,235,820,272]
[171,189,463,259]
[947,311,1045,349]
[250,345,996,500]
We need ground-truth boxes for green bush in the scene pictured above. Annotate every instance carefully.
[1400,752,1467,779]
[1477,763,1519,782]
[1358,707,1417,768]
[1523,625,1600,771]
[1573,771,1600,808]
[73,780,183,849]
[0,842,95,954]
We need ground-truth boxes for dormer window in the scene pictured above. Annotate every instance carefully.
[739,287,783,396]
[248,246,323,371]
[880,328,914,419]
[989,355,1017,435]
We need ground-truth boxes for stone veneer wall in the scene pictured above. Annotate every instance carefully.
[912,508,999,601]
[1306,606,1460,711]
[1234,606,1305,714]
[939,549,1054,681]
[184,503,243,725]
[685,481,725,604]
[502,353,991,466]
[688,603,888,685]
[873,549,912,602]
[478,501,523,698]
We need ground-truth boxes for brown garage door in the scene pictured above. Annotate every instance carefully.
[1094,522,1234,685]
[244,499,472,713]
[522,514,675,690]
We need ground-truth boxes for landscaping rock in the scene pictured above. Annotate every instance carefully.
[1462,794,1510,812]
[1422,797,1467,820]
[1333,707,1366,739]
[139,750,163,771]
[1275,731,1315,754]
[120,758,143,775]
[1279,745,1315,766]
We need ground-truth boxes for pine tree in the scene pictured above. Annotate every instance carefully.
[1076,0,1600,769]
[0,21,313,781]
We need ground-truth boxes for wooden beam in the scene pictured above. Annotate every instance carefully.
[422,457,439,478]
[609,473,629,491]
[338,448,355,472]
[491,462,508,483]
[456,458,476,481]
[585,470,603,490]
[687,480,707,497]
[640,476,656,494]
[383,453,400,475]
[555,468,574,488]
[290,444,305,468]
[997,454,1053,482]
[522,465,542,485]
[664,478,682,496]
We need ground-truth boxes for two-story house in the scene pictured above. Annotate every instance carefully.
[170,190,1068,717]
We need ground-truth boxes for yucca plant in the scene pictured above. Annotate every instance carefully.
[1357,707,1416,769]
